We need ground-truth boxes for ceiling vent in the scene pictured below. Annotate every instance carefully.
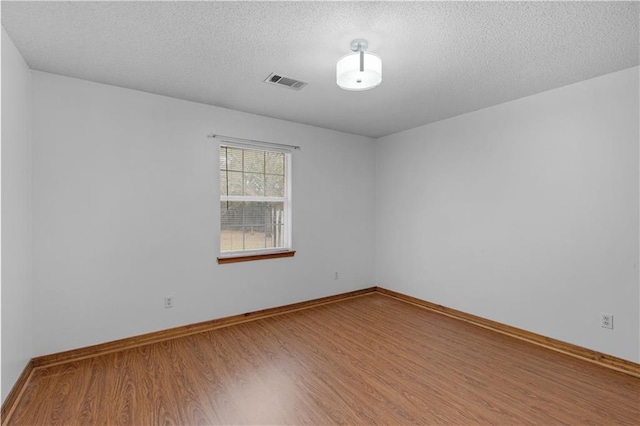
[264,73,308,90]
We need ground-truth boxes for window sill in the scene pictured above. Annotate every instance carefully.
[217,250,296,264]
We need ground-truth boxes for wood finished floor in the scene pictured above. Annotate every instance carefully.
[8,293,640,425]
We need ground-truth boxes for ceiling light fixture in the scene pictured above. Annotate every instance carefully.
[336,38,382,91]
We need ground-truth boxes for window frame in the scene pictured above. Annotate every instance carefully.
[217,141,294,262]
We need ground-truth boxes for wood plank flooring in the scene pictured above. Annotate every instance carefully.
[7,293,640,425]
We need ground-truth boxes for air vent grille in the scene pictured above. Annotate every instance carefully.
[264,73,308,90]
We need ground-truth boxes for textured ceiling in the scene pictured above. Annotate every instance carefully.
[2,1,638,138]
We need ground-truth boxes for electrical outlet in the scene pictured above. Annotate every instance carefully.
[164,296,173,309]
[334,272,339,280]
[601,313,613,329]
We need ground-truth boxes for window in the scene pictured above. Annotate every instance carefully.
[218,143,293,262]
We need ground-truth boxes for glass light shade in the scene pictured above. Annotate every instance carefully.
[336,52,382,91]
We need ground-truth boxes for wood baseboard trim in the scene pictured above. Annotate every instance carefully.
[31,287,377,369]
[1,359,34,425]
[375,287,640,379]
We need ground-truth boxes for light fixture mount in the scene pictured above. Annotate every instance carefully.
[350,38,368,52]
[336,38,382,91]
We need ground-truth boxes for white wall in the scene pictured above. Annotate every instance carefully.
[31,71,376,356]
[376,67,640,362]
[9,46,640,382]
[1,27,33,402]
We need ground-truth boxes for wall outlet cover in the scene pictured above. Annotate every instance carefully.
[601,313,613,329]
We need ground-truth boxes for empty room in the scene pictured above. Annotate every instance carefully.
[2,1,639,424]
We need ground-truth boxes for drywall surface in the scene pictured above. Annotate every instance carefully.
[1,27,33,402]
[376,67,640,362]
[31,72,376,356]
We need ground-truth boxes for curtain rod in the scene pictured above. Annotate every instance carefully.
[207,134,300,150]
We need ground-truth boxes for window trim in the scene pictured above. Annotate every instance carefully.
[218,141,293,261]
[217,250,296,264]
